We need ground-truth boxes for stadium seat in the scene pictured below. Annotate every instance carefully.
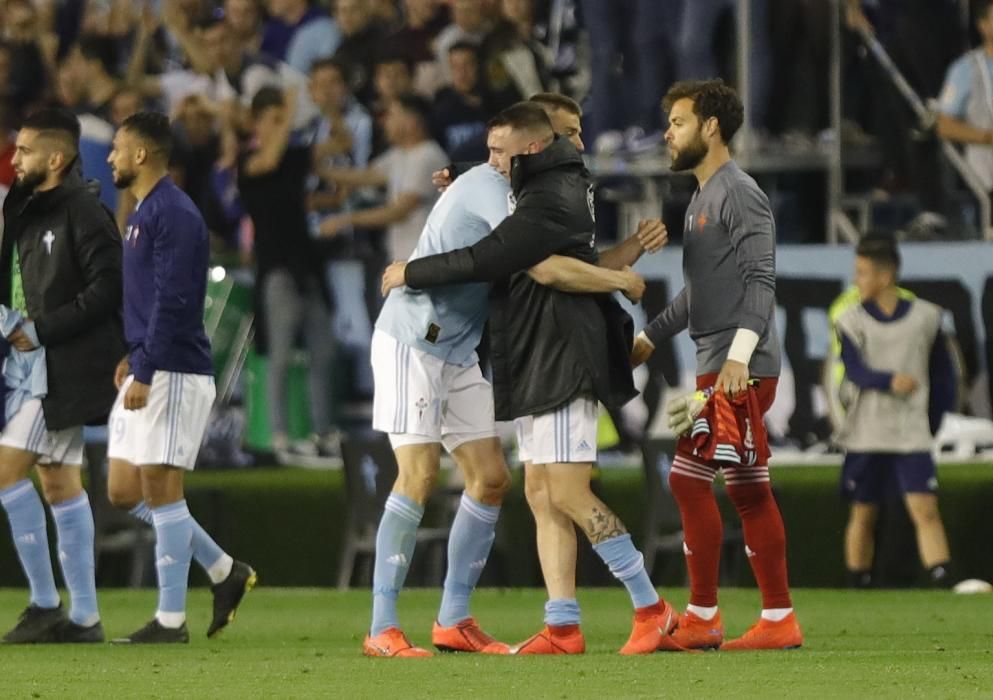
[338,435,451,590]
[640,439,745,584]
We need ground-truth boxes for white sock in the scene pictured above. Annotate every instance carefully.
[761,607,793,622]
[687,604,718,620]
[156,611,187,628]
[207,554,234,585]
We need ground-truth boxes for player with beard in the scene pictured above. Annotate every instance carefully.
[632,80,803,650]
[0,108,124,643]
[105,112,255,643]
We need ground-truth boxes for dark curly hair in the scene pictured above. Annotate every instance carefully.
[662,79,744,144]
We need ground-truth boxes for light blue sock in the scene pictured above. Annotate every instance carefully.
[437,492,499,627]
[50,493,99,626]
[151,500,194,622]
[1,480,60,609]
[130,501,229,581]
[593,533,660,609]
[544,598,581,627]
[370,493,423,636]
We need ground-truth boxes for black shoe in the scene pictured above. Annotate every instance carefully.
[208,561,257,638]
[2,604,66,644]
[112,619,189,644]
[55,619,105,643]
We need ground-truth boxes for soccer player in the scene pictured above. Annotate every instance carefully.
[384,103,683,656]
[430,92,670,654]
[0,108,124,643]
[105,112,255,643]
[835,235,955,588]
[365,117,648,658]
[632,79,803,650]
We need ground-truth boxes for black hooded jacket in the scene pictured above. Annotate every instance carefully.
[405,136,637,420]
[0,161,126,430]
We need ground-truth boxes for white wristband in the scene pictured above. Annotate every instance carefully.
[726,328,759,365]
[637,331,655,349]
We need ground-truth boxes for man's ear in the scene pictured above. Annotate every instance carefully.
[48,150,65,173]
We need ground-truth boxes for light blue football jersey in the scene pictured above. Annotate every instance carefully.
[375,164,512,366]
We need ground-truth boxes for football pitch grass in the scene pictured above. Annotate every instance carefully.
[2,587,991,699]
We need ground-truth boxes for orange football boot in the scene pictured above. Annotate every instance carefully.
[721,612,803,651]
[620,599,695,654]
[671,610,725,650]
[363,627,434,657]
[510,624,585,655]
[432,617,509,654]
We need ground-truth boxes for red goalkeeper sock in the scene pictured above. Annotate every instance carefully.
[726,480,792,609]
[669,470,722,607]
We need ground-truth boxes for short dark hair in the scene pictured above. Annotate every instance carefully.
[21,107,81,157]
[76,34,119,77]
[250,86,286,117]
[121,111,173,160]
[392,92,433,132]
[374,50,414,71]
[310,56,350,81]
[856,234,901,272]
[487,101,555,139]
[448,40,480,57]
[662,79,744,144]
[529,92,582,118]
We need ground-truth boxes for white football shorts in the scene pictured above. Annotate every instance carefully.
[0,398,84,466]
[108,371,215,470]
[371,329,497,452]
[515,394,599,465]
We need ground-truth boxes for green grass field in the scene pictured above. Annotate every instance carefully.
[2,587,991,699]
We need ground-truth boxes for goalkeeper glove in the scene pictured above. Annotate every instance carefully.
[665,389,711,436]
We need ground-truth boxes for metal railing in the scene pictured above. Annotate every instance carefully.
[853,21,993,241]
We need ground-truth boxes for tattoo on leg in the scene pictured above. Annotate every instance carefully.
[585,506,627,544]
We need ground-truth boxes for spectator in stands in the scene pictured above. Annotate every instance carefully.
[389,0,450,96]
[937,0,993,195]
[332,0,386,105]
[224,0,263,53]
[579,0,670,149]
[53,57,86,112]
[68,34,120,122]
[308,57,374,234]
[676,0,771,138]
[261,0,341,75]
[435,0,491,83]
[128,15,236,113]
[480,0,552,109]
[0,0,53,115]
[369,53,415,154]
[171,94,226,234]
[309,58,374,173]
[236,86,338,458]
[317,93,448,262]
[433,41,492,159]
[109,88,146,129]
[835,235,956,589]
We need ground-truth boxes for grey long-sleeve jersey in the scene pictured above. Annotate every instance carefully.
[645,160,780,377]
